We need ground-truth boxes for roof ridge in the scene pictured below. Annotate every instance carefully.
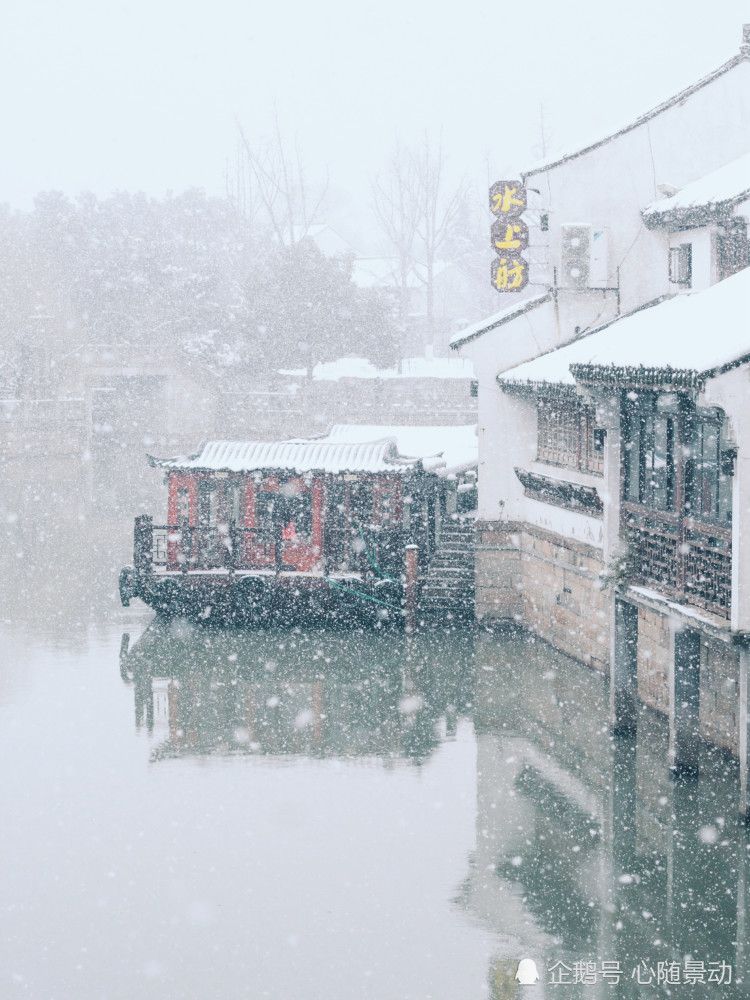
[522,53,748,179]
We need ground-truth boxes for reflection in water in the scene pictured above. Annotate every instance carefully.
[466,629,748,999]
[117,619,750,998]
[11,445,744,995]
[120,619,474,766]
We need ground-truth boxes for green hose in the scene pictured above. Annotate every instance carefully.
[357,525,397,583]
[323,576,402,612]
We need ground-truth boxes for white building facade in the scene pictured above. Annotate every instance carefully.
[452,28,750,803]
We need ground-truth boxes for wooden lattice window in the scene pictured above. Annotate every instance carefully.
[669,244,692,286]
[685,414,733,524]
[621,393,734,618]
[624,401,676,512]
[537,398,603,475]
[176,488,189,522]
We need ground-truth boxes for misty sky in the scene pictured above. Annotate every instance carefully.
[2,0,747,218]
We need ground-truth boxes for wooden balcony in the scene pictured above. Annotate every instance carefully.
[622,503,731,619]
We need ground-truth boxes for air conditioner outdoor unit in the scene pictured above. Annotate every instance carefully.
[561,224,591,288]
[560,225,609,288]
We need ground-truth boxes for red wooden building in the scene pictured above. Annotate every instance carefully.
[119,424,477,622]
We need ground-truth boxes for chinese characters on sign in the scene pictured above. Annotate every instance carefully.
[489,180,529,293]
[490,181,526,217]
[491,219,529,253]
[491,257,527,292]
[546,959,732,986]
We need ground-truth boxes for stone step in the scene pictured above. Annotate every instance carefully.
[427,555,474,573]
[425,571,474,583]
[422,595,473,603]
[420,609,474,618]
[420,599,474,612]
[422,585,474,595]
[431,560,473,572]
[421,597,474,608]
[418,525,476,614]
[422,587,474,600]
[424,570,473,580]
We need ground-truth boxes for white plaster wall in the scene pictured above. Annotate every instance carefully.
[459,319,545,521]
[520,497,604,548]
[669,226,716,292]
[480,390,536,521]
[526,60,750,314]
[458,295,620,520]
[458,56,750,549]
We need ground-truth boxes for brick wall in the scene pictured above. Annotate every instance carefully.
[475,520,610,673]
[475,522,742,758]
[475,521,524,622]
[700,637,740,754]
[636,607,671,716]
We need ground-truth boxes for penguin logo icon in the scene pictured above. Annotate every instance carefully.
[516,958,540,984]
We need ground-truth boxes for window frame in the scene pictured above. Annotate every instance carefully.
[536,397,604,476]
[668,243,692,287]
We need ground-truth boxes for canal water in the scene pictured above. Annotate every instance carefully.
[0,510,748,997]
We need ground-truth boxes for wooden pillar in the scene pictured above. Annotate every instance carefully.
[611,734,637,867]
[312,477,325,565]
[405,544,418,633]
[732,453,750,633]
[739,642,750,821]
[670,627,701,779]
[611,598,638,734]
[673,410,686,597]
[134,514,153,577]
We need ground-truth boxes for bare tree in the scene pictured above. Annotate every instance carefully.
[373,134,465,353]
[371,141,420,334]
[234,115,329,246]
[411,134,465,350]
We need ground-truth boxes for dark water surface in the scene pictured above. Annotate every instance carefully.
[1,603,748,999]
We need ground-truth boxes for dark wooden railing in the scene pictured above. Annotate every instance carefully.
[136,520,410,578]
[682,518,732,616]
[147,524,279,572]
[622,502,732,618]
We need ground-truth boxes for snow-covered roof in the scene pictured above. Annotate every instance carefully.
[498,267,750,389]
[151,438,418,475]
[522,51,748,179]
[150,423,478,477]
[450,292,552,349]
[325,423,478,476]
[642,152,750,223]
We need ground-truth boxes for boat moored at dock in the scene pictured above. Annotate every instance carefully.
[119,424,477,623]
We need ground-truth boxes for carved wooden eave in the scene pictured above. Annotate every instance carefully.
[569,363,705,392]
[514,467,604,518]
[498,380,579,400]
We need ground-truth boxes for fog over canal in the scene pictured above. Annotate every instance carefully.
[1,509,748,999]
